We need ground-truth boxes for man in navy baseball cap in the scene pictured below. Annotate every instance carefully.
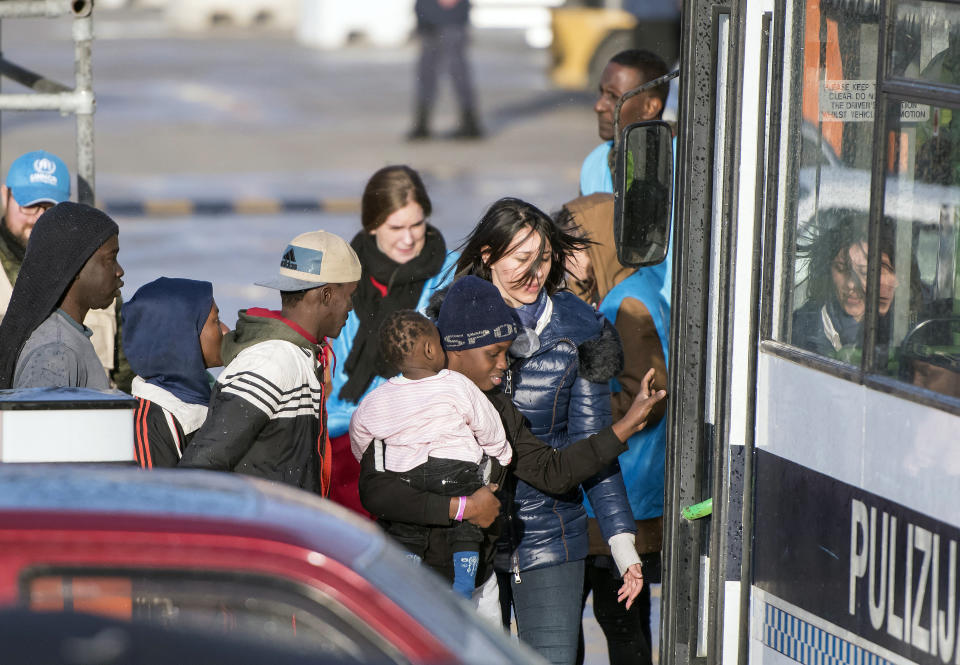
[0,151,71,309]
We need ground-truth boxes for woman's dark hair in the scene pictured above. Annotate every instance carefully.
[800,212,900,305]
[553,205,597,296]
[361,165,432,233]
[455,197,590,296]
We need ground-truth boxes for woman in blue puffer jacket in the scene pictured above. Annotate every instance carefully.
[454,197,642,665]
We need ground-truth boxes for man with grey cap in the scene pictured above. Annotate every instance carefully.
[180,230,360,496]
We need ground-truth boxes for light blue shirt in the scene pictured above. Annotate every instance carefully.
[579,141,614,197]
[578,138,676,304]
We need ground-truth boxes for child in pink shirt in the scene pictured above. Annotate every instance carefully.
[350,309,514,598]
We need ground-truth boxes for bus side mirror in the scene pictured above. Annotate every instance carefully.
[614,120,674,268]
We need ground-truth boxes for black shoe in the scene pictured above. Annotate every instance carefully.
[407,106,431,141]
[406,125,431,141]
[449,112,484,140]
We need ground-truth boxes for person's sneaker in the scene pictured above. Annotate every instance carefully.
[448,112,484,140]
[406,125,431,141]
[406,108,431,141]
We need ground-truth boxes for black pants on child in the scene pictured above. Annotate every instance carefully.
[384,457,484,598]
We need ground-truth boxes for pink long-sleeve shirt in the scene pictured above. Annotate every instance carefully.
[349,369,512,472]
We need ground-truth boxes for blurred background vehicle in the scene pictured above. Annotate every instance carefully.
[548,0,681,91]
[0,465,542,665]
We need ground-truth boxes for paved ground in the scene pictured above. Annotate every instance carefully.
[0,9,659,663]
[0,8,602,321]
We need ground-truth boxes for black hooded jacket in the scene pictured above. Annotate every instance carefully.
[0,203,118,389]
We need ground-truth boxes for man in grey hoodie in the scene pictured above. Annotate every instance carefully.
[0,202,123,390]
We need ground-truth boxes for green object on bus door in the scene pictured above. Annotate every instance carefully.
[681,498,713,520]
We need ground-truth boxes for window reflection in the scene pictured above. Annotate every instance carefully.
[24,573,394,664]
[900,319,960,398]
[792,215,901,365]
[780,0,880,357]
[891,1,960,85]
[877,100,960,401]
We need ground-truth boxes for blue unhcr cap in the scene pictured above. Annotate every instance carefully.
[255,230,361,291]
[5,150,70,207]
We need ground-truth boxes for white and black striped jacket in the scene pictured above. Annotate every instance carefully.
[180,338,330,496]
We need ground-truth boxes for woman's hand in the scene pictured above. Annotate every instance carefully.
[451,484,500,528]
[617,563,645,609]
[611,368,667,441]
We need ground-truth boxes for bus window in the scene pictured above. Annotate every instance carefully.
[780,0,880,362]
[874,98,960,400]
[22,571,401,665]
[891,1,960,90]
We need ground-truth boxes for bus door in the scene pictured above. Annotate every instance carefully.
[664,0,960,664]
[663,0,780,662]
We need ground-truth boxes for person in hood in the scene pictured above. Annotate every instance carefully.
[559,194,668,665]
[0,202,123,390]
[179,231,361,497]
[122,277,229,468]
[0,151,133,391]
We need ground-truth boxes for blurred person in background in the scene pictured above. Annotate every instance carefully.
[123,277,229,468]
[326,165,458,516]
[408,0,484,140]
[0,150,132,391]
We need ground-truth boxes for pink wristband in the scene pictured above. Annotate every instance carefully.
[455,496,466,522]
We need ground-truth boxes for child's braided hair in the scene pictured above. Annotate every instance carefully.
[379,309,436,375]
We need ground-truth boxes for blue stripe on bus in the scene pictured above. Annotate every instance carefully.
[762,603,893,665]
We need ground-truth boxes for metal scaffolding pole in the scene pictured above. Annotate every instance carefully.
[0,0,95,203]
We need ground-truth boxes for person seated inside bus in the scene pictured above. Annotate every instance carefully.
[898,317,960,400]
[791,215,899,363]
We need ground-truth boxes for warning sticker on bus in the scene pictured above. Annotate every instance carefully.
[819,80,929,123]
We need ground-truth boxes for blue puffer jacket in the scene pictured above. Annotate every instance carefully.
[503,291,635,575]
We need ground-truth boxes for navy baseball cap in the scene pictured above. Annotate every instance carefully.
[5,151,70,207]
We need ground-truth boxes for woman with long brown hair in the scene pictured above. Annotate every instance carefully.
[326,165,458,515]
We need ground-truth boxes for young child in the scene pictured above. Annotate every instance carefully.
[349,309,514,598]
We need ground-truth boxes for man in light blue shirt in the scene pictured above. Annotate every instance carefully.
[579,49,673,304]
[575,52,674,665]
[580,50,670,196]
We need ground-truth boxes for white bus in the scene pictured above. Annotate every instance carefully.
[615,0,960,664]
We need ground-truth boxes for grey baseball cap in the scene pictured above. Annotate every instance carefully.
[256,230,361,291]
